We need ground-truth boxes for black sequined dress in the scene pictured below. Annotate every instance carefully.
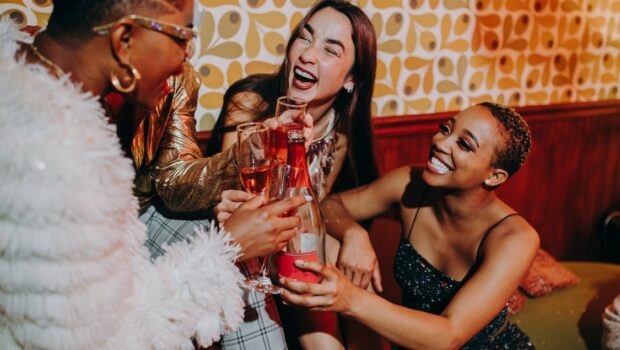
[393,197,535,349]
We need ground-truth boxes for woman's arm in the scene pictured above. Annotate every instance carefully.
[281,216,539,349]
[322,166,411,290]
[322,165,411,241]
[435,217,539,345]
[148,66,240,211]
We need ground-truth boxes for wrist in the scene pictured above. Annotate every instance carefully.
[342,227,369,243]
[342,285,366,317]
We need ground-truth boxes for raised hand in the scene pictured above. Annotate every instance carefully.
[224,194,310,261]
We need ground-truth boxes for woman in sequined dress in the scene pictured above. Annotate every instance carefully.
[280,102,539,349]
[208,1,381,349]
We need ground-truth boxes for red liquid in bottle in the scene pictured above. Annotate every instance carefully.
[272,126,288,164]
[276,249,319,283]
[240,165,271,194]
[274,130,323,283]
[272,123,303,164]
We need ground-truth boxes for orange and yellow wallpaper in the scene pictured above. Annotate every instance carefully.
[2,0,619,130]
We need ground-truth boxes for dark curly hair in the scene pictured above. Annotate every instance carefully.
[479,102,532,177]
[49,0,184,40]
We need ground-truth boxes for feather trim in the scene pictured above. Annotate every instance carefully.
[0,17,244,349]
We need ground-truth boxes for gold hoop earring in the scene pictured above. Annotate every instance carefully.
[110,63,141,93]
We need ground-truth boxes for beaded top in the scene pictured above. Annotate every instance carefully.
[394,238,510,348]
[393,194,534,349]
[306,109,338,201]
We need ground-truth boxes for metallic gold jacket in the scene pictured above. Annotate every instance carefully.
[132,64,239,214]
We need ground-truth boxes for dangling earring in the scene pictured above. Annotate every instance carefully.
[110,62,141,93]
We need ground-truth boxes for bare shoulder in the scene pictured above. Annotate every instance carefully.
[484,213,540,256]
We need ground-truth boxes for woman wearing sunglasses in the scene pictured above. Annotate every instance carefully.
[0,0,309,348]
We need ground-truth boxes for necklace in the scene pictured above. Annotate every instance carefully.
[29,44,64,76]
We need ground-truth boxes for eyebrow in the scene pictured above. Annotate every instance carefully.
[464,130,480,148]
[303,24,346,52]
[450,117,480,148]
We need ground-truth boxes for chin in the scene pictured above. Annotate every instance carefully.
[288,88,317,103]
[421,169,436,186]
[421,168,450,188]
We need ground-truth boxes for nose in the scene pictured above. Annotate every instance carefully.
[299,45,319,65]
[432,133,451,154]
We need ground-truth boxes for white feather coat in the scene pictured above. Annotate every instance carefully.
[0,18,244,350]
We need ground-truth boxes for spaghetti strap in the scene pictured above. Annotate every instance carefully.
[405,186,429,240]
[477,213,520,254]
[462,213,520,283]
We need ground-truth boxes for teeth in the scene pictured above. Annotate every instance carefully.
[295,68,315,81]
[431,156,450,174]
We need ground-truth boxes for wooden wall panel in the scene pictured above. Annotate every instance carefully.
[198,101,620,261]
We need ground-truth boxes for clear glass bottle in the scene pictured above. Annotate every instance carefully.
[274,129,326,283]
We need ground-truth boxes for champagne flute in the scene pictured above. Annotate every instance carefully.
[237,122,272,195]
[237,122,280,293]
[272,96,307,165]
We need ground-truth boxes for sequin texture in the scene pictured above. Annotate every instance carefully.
[394,238,535,349]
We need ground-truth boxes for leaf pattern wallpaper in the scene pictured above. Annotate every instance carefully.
[3,0,619,130]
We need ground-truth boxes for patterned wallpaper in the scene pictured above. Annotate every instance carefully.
[3,0,620,130]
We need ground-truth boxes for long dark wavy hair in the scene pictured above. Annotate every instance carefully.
[206,0,378,194]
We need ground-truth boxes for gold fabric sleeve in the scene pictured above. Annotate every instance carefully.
[132,64,240,214]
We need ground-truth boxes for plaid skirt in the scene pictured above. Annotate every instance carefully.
[140,205,287,350]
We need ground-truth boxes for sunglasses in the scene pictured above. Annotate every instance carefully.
[93,14,197,47]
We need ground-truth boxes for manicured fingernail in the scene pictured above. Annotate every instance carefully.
[304,195,312,202]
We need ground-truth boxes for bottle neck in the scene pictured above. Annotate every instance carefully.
[287,134,312,189]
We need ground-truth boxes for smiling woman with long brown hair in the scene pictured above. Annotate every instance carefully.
[208,1,382,348]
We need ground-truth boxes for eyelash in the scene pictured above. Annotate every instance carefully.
[438,123,473,152]
[325,47,339,56]
[298,34,341,57]
[438,123,450,134]
[457,140,473,152]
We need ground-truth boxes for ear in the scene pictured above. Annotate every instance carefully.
[483,168,509,188]
[343,75,354,93]
[108,20,134,64]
